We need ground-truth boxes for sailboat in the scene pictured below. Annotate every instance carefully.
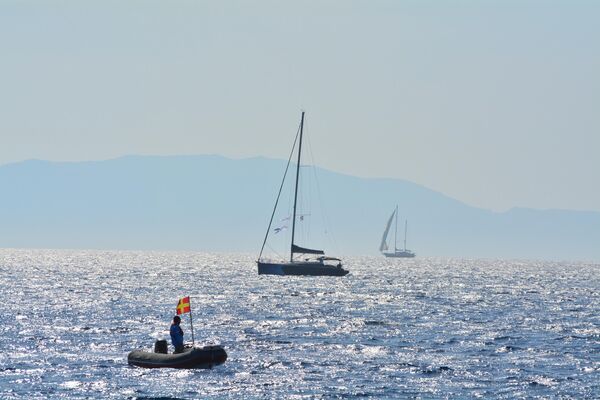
[380,206,415,258]
[257,112,349,276]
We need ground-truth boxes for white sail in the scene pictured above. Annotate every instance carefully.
[379,209,396,251]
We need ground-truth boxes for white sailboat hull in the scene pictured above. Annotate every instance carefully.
[383,250,415,258]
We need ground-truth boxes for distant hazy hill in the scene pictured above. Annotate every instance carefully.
[1,155,599,261]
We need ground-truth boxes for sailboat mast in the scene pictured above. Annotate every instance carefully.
[290,111,305,262]
[394,205,398,251]
[404,219,408,251]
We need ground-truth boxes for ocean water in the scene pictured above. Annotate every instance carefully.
[1,249,599,399]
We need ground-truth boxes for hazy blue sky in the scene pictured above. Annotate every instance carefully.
[1,1,598,212]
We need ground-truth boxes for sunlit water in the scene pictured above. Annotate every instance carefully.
[1,249,599,399]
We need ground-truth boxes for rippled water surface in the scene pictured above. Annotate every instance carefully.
[1,249,599,399]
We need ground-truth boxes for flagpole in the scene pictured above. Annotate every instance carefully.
[189,296,195,347]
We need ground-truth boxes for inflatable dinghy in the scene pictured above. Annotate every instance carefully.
[128,341,227,369]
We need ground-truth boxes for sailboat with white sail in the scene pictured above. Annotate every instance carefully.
[380,206,415,258]
[257,112,349,276]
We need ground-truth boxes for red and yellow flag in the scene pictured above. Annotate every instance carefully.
[176,296,191,315]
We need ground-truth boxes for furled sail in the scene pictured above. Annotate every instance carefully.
[292,244,325,255]
[379,209,396,251]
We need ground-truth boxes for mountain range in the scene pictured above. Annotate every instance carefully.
[1,155,598,261]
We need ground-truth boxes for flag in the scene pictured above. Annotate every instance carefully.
[176,296,191,315]
[274,225,288,234]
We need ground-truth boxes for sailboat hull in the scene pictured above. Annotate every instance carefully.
[257,261,349,276]
[383,251,415,258]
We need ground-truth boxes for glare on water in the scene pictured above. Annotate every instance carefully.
[1,249,598,399]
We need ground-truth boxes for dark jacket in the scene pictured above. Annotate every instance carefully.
[170,324,184,349]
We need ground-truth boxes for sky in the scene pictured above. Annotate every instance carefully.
[1,0,598,212]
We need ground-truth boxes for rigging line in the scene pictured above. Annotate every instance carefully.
[297,166,308,245]
[305,166,312,245]
[265,243,285,261]
[306,132,340,254]
[302,132,312,245]
[258,121,302,261]
[300,135,311,246]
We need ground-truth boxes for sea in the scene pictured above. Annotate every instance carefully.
[0,249,598,399]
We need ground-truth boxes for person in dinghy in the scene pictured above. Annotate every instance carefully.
[170,315,185,353]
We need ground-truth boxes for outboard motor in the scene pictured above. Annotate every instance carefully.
[154,339,168,354]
